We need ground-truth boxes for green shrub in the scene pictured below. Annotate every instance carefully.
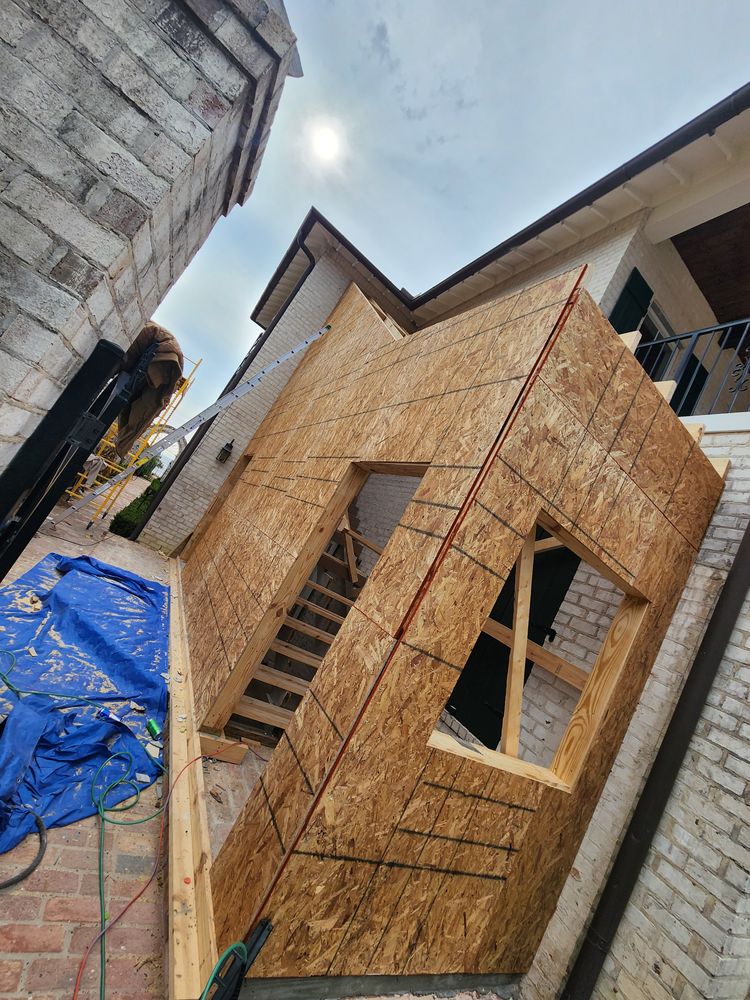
[135,456,160,479]
[109,478,161,537]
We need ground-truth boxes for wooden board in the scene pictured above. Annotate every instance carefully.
[200,731,249,764]
[168,558,217,999]
[235,695,295,729]
[481,618,588,690]
[181,272,724,980]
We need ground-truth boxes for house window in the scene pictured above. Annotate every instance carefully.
[636,300,676,381]
[430,513,648,792]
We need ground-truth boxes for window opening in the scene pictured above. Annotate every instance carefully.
[225,468,422,747]
[433,516,647,790]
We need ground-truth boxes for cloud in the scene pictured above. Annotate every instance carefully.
[367,19,400,72]
[154,0,750,416]
[403,104,428,121]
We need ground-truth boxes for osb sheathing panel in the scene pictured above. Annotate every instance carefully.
[181,269,724,977]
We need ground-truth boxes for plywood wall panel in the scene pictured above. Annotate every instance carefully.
[181,273,724,978]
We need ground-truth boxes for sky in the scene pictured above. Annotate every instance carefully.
[154,0,750,429]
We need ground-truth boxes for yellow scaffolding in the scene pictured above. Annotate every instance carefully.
[66,355,202,523]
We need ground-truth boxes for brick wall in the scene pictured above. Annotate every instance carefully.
[518,567,622,768]
[451,212,644,323]
[140,251,351,552]
[0,0,297,470]
[519,425,750,1000]
[350,473,421,576]
[601,220,716,331]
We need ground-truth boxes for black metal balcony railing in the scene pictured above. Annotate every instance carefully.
[635,318,750,417]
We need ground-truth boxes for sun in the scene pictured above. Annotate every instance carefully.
[309,122,343,163]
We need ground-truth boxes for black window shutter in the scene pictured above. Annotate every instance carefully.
[609,267,654,333]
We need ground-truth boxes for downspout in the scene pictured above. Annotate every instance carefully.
[561,518,750,999]
[130,236,316,540]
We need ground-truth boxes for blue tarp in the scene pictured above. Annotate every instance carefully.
[0,553,169,854]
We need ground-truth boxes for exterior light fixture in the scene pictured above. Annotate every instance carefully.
[217,439,234,464]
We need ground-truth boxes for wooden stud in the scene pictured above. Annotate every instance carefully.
[234,696,294,729]
[654,379,677,402]
[537,511,644,597]
[551,595,647,787]
[168,559,217,999]
[340,512,360,584]
[319,550,367,585]
[304,580,355,606]
[269,640,323,669]
[534,536,564,555]
[282,615,335,644]
[291,597,345,625]
[682,423,704,443]
[482,618,587,690]
[428,728,570,792]
[499,529,535,755]
[619,330,642,353]
[199,731,249,764]
[709,456,731,481]
[341,525,385,555]
[255,663,311,697]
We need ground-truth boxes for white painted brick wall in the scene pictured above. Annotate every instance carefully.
[601,218,716,330]
[518,567,622,768]
[141,252,351,552]
[518,427,750,1000]
[351,473,421,576]
[452,212,644,322]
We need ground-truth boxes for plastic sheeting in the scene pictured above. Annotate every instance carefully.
[0,553,168,854]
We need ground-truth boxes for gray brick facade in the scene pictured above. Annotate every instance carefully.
[140,251,351,552]
[519,425,750,1000]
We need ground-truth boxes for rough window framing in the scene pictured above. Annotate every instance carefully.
[430,511,649,792]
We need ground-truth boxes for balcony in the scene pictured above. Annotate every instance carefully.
[636,318,750,417]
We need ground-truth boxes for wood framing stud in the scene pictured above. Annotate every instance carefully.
[683,423,705,443]
[619,330,642,353]
[342,525,385,555]
[482,618,587,690]
[655,379,677,402]
[168,559,217,999]
[255,663,311,696]
[292,597,345,624]
[428,729,571,792]
[534,536,564,554]
[339,512,359,584]
[552,595,647,787]
[500,529,535,755]
[235,695,294,729]
[199,731,249,764]
[709,457,731,480]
